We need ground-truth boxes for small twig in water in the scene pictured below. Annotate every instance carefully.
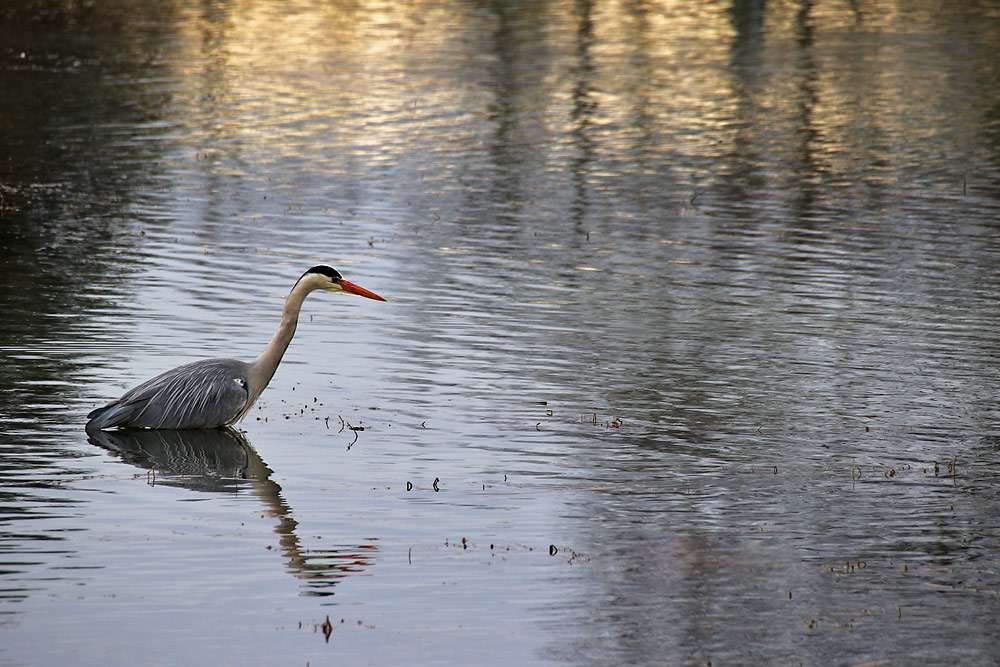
[344,421,364,450]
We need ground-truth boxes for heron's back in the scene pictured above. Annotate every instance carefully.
[86,358,252,430]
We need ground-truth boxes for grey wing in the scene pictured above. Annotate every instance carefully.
[87,359,251,430]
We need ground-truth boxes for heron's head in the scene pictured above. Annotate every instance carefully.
[299,265,386,301]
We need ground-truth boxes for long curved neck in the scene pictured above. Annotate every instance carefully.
[248,278,315,400]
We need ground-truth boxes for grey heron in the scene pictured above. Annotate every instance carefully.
[86,264,385,430]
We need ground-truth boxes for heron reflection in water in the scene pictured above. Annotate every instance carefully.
[89,428,376,595]
[87,265,385,431]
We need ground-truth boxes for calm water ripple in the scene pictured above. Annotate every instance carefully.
[2,0,1000,664]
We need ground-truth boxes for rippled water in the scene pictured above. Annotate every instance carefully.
[2,1,1000,664]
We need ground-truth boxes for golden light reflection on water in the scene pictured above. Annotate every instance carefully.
[154,0,998,211]
[0,0,990,213]
[167,1,494,159]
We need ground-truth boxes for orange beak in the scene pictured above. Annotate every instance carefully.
[339,279,386,302]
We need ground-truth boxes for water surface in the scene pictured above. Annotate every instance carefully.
[2,1,1000,664]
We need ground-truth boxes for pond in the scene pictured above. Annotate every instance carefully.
[2,1,1000,664]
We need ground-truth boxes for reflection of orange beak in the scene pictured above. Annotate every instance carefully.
[339,279,387,302]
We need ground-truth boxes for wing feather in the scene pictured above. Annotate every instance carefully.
[87,359,251,429]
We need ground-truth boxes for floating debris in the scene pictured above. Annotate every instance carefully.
[582,412,625,428]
